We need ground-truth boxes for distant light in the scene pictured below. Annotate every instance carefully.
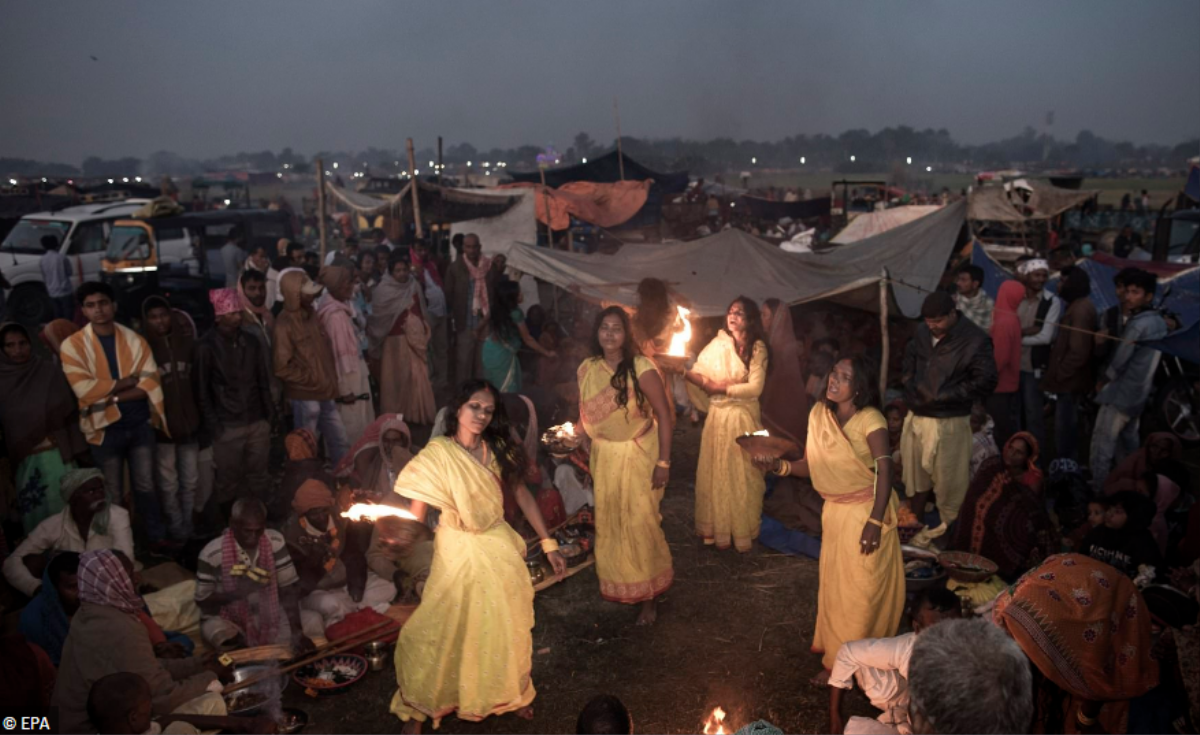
[850,155,856,162]
[554,159,560,164]
[483,162,490,168]
[332,162,339,169]
[926,166,932,172]
[486,171,491,176]
[906,157,912,165]
[414,169,420,175]
[283,164,290,169]
[325,171,331,176]
[122,177,129,183]
[7,178,15,185]
[751,157,757,164]
[429,161,435,167]
[108,178,114,184]
[277,172,283,178]
[582,157,587,163]
[467,161,472,167]
[67,179,74,184]
[730,202,736,208]
[800,156,806,165]
[223,199,231,206]
[135,176,142,182]
[41,177,47,182]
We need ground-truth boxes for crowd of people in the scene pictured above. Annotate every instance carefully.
[0,219,1197,735]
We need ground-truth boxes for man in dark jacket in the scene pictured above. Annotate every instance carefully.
[900,291,998,546]
[142,297,203,543]
[196,289,274,520]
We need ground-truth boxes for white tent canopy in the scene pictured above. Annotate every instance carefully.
[504,199,966,318]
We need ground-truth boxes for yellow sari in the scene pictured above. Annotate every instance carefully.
[689,332,768,551]
[389,438,535,727]
[806,403,905,670]
[578,356,673,603]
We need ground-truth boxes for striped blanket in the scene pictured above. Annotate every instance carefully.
[60,322,166,445]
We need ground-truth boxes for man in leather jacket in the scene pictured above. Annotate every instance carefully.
[900,291,998,546]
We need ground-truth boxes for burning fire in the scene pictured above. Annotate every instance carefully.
[560,422,576,438]
[341,503,418,522]
[666,305,692,357]
[703,707,729,735]
[749,430,769,437]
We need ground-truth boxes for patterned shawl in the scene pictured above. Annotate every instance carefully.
[219,529,280,647]
[60,322,166,445]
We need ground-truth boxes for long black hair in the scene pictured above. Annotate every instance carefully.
[724,295,770,370]
[823,354,878,413]
[633,277,672,343]
[590,306,648,415]
[443,379,526,490]
[488,280,522,343]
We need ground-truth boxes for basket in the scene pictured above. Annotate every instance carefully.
[897,524,924,544]
[938,551,998,583]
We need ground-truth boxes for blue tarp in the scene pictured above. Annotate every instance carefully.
[970,241,1200,364]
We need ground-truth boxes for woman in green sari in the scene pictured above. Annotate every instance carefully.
[481,280,555,393]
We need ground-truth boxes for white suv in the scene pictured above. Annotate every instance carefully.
[0,200,194,324]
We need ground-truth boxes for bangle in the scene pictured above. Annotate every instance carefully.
[866,517,884,528]
[1076,710,1098,727]
[539,538,560,554]
[775,459,791,477]
[655,460,671,469]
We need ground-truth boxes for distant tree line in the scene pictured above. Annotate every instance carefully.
[4,127,1197,179]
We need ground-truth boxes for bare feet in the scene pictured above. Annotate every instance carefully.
[516,706,534,721]
[401,719,422,734]
[809,669,831,687]
[636,599,658,626]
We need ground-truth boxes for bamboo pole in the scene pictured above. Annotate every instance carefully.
[539,166,555,248]
[406,139,424,240]
[614,97,624,181]
[316,158,328,263]
[879,268,889,400]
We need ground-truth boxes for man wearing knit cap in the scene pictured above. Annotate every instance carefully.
[195,289,273,521]
[274,271,350,464]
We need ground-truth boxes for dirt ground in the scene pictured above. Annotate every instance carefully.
[283,421,878,734]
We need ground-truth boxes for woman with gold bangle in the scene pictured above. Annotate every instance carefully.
[578,307,675,626]
[756,355,904,684]
[388,380,566,733]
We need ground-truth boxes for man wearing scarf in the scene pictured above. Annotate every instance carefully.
[367,254,436,425]
[3,468,133,597]
[237,268,282,408]
[53,549,223,735]
[443,233,491,384]
[318,265,375,445]
[194,498,314,653]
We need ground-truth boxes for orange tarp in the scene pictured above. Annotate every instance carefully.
[500,180,651,230]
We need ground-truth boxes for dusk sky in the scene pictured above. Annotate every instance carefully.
[3,0,1197,164]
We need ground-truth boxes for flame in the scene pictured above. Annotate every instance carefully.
[561,422,575,437]
[667,305,693,357]
[703,707,729,735]
[749,430,770,437]
[341,503,418,522]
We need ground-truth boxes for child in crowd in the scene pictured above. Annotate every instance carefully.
[1067,497,1109,552]
[1082,491,1163,581]
[969,404,998,482]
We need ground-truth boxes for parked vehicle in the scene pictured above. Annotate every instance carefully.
[0,200,193,324]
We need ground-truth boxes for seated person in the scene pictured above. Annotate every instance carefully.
[828,588,962,735]
[1082,491,1163,580]
[276,429,333,524]
[367,515,434,603]
[3,469,133,597]
[335,414,414,500]
[19,551,80,666]
[576,694,633,735]
[194,499,315,653]
[284,480,396,632]
[88,672,273,735]
[52,550,227,735]
[0,634,57,712]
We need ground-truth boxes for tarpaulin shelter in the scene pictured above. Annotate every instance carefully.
[832,205,943,244]
[504,199,968,319]
[734,195,832,222]
[505,151,689,229]
[449,188,537,256]
[499,180,651,230]
[968,180,1099,223]
[324,180,520,222]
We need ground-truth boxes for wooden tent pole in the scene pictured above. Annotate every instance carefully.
[316,157,328,262]
[614,97,624,181]
[406,138,424,240]
[879,268,889,401]
[539,167,555,248]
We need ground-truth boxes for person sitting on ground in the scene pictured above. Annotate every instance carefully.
[18,551,80,666]
[283,479,397,633]
[1066,496,1109,553]
[576,694,633,735]
[53,550,229,735]
[194,499,315,653]
[3,468,133,598]
[367,514,434,604]
[276,429,333,523]
[87,672,274,735]
[334,414,415,500]
[1081,490,1163,580]
[905,618,1033,734]
[1103,432,1181,495]
[950,432,1055,582]
[828,588,962,735]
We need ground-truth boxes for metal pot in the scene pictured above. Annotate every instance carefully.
[526,559,546,585]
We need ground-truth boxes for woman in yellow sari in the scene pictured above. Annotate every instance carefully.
[760,355,904,680]
[388,379,566,733]
[579,307,675,626]
[683,296,769,552]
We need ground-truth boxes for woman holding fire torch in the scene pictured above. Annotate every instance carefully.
[578,307,675,626]
[683,296,770,552]
[755,355,904,681]
[386,380,567,732]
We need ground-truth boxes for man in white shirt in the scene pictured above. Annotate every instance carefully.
[1015,257,1061,467]
[828,588,961,735]
[3,468,133,596]
[40,235,75,319]
[219,231,246,289]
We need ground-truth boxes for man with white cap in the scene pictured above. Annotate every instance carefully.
[273,271,350,464]
[195,289,273,521]
[1015,256,1061,466]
